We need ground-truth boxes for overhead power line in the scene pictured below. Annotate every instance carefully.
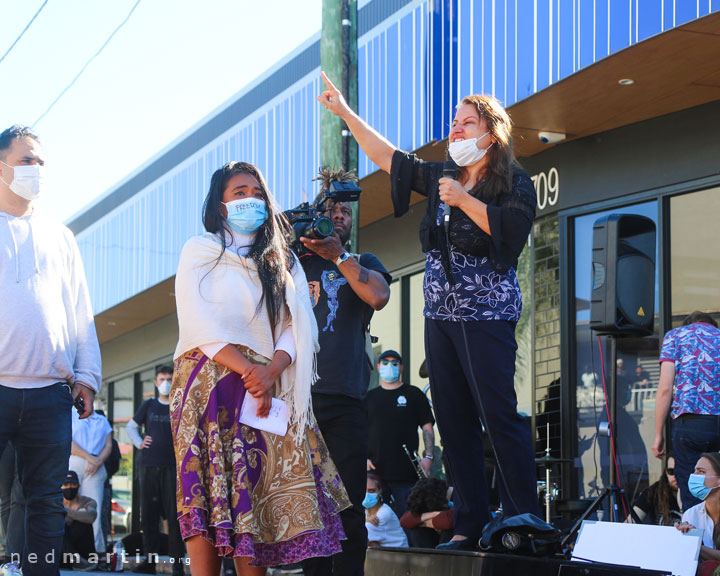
[0,0,50,66]
[33,0,143,127]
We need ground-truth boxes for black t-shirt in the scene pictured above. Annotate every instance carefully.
[365,383,435,483]
[302,252,390,399]
[133,399,175,468]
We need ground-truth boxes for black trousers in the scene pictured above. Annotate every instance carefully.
[61,521,95,563]
[140,466,185,562]
[425,318,540,538]
[302,394,368,576]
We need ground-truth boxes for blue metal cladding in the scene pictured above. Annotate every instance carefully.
[76,0,719,315]
[420,0,719,142]
[76,72,325,314]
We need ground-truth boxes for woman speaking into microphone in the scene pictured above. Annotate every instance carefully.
[318,72,539,549]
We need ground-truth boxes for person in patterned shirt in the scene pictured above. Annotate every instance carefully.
[318,72,540,550]
[653,311,720,510]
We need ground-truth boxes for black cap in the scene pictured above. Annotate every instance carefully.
[64,471,79,485]
[378,349,402,363]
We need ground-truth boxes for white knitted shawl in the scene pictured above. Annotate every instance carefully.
[174,233,319,440]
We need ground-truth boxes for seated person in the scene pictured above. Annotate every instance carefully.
[364,474,408,548]
[61,471,98,571]
[675,453,720,575]
[400,477,454,548]
[629,455,681,525]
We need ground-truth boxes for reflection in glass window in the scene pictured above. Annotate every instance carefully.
[366,279,401,391]
[140,367,156,405]
[573,202,661,508]
[409,273,426,391]
[111,375,134,529]
[670,188,720,327]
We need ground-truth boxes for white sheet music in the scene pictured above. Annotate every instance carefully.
[572,521,701,576]
[239,394,289,437]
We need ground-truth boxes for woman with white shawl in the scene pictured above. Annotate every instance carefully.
[171,162,349,576]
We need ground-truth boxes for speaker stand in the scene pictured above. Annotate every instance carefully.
[562,335,626,549]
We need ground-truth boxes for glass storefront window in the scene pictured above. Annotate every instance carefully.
[409,272,426,392]
[573,202,660,504]
[670,188,720,326]
[110,375,134,536]
[366,279,401,390]
[140,367,157,405]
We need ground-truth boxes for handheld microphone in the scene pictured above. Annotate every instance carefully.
[442,157,457,230]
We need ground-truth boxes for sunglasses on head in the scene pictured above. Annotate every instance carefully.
[380,359,399,366]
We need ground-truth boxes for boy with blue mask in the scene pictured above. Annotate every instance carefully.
[365,350,436,532]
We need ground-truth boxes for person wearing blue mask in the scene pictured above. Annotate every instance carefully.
[676,452,720,568]
[365,350,435,528]
[173,161,350,575]
[364,474,407,549]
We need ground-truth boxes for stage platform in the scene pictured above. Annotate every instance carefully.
[365,547,672,576]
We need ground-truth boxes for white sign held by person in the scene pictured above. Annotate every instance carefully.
[572,520,701,576]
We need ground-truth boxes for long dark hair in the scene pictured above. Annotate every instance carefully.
[456,94,517,204]
[649,455,676,526]
[202,161,294,327]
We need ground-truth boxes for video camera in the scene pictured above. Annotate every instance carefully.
[284,179,362,254]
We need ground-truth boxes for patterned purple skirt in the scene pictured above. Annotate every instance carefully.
[171,347,349,567]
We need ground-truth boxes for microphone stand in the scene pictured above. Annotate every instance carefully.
[561,335,625,549]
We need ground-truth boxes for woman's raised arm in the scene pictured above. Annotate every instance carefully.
[318,71,396,174]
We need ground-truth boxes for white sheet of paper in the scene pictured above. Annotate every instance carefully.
[572,521,701,576]
[239,394,289,437]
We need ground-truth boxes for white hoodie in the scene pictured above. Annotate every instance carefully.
[0,210,101,391]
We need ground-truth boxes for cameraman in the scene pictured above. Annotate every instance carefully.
[299,198,390,576]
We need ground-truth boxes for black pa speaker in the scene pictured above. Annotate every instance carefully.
[589,214,656,336]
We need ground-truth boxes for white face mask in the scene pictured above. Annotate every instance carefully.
[447,132,493,167]
[0,162,46,201]
[157,380,171,396]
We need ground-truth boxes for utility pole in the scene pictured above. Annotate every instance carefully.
[321,0,358,250]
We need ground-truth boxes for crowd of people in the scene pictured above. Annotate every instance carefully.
[0,68,717,576]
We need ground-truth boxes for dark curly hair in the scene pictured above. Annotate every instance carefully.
[405,477,449,516]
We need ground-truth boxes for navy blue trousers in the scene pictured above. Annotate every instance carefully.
[671,414,720,510]
[302,394,368,576]
[425,318,540,538]
[0,383,73,575]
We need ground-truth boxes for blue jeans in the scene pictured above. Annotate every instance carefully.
[671,414,720,511]
[0,383,73,575]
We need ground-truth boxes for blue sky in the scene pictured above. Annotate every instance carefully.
[0,0,322,222]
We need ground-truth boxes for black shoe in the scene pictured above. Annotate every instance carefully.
[133,560,157,574]
[436,538,478,551]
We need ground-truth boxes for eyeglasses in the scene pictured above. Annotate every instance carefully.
[666,467,675,476]
[380,359,399,366]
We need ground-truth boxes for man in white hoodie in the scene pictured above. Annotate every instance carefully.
[0,125,101,576]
